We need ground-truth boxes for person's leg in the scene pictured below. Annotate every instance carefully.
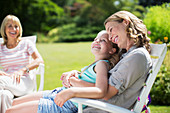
[6,100,39,113]
[0,76,14,113]
[5,75,34,96]
[12,91,43,106]
[0,90,14,113]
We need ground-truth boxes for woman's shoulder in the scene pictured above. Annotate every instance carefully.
[130,47,150,56]
[128,47,152,63]
[20,38,34,46]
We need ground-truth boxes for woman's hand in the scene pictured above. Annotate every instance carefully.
[60,70,79,88]
[54,89,74,107]
[12,69,25,84]
[0,70,10,76]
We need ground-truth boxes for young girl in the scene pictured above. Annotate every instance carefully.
[6,30,120,113]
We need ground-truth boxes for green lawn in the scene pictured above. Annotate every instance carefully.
[36,42,94,90]
[36,42,170,113]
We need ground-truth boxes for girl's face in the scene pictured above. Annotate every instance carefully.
[105,21,128,49]
[5,20,20,40]
[91,33,114,59]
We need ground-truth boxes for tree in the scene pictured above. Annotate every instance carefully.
[0,0,64,35]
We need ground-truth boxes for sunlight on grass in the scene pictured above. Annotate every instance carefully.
[148,105,170,113]
[37,42,94,90]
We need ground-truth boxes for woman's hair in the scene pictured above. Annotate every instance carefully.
[0,15,23,45]
[104,11,151,53]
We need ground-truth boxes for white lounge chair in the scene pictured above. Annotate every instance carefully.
[0,36,44,92]
[71,43,167,113]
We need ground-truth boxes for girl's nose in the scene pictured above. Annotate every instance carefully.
[96,38,100,43]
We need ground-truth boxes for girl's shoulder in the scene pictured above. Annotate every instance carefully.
[95,60,110,68]
[97,60,109,63]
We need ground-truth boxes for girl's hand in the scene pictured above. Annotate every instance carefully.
[0,70,10,76]
[54,89,74,107]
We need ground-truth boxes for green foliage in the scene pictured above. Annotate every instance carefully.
[71,0,145,27]
[26,0,64,34]
[47,23,103,42]
[142,105,170,113]
[143,3,170,43]
[150,62,170,105]
[0,0,64,35]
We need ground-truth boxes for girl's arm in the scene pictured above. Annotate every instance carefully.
[70,77,95,87]
[54,61,110,107]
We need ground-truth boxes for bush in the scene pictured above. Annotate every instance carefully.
[143,3,170,43]
[47,23,103,42]
[150,64,170,105]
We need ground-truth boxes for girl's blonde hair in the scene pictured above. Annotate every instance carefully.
[0,15,23,45]
[104,11,151,53]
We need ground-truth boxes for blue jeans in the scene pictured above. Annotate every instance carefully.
[37,87,78,113]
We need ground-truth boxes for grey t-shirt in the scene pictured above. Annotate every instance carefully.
[83,46,152,112]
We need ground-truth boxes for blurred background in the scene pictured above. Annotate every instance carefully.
[0,0,169,43]
[0,0,170,110]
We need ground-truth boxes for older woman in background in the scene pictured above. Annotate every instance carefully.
[0,15,44,113]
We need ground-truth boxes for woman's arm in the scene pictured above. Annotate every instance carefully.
[54,61,110,107]
[20,51,44,74]
[103,85,118,100]
[61,70,95,87]
[14,51,44,84]
[0,70,10,76]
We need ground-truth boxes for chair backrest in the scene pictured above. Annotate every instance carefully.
[133,43,167,112]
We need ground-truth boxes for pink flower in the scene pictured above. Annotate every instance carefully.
[147,31,151,35]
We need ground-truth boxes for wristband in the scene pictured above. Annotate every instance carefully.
[25,66,30,73]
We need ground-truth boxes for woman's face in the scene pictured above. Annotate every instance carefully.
[5,20,20,40]
[105,21,128,49]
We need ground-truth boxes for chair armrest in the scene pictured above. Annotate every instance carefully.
[70,98,134,113]
[36,63,45,91]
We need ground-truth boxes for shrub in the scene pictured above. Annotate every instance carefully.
[47,23,103,42]
[143,3,170,43]
[150,63,170,105]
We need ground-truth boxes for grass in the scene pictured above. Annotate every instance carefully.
[36,42,170,113]
[148,105,170,113]
[36,42,94,90]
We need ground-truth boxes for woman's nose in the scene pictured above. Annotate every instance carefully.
[108,34,112,41]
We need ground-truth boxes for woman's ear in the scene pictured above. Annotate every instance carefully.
[123,19,129,26]
[109,48,116,55]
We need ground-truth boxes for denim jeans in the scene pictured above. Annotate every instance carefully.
[37,87,78,113]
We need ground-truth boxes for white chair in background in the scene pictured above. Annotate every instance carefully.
[71,43,167,113]
[0,36,44,92]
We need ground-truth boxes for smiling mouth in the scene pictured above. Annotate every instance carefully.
[113,36,118,43]
[10,32,16,35]
[110,36,118,44]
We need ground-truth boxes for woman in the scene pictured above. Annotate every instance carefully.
[0,15,44,113]
[6,30,120,113]
[83,10,152,112]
